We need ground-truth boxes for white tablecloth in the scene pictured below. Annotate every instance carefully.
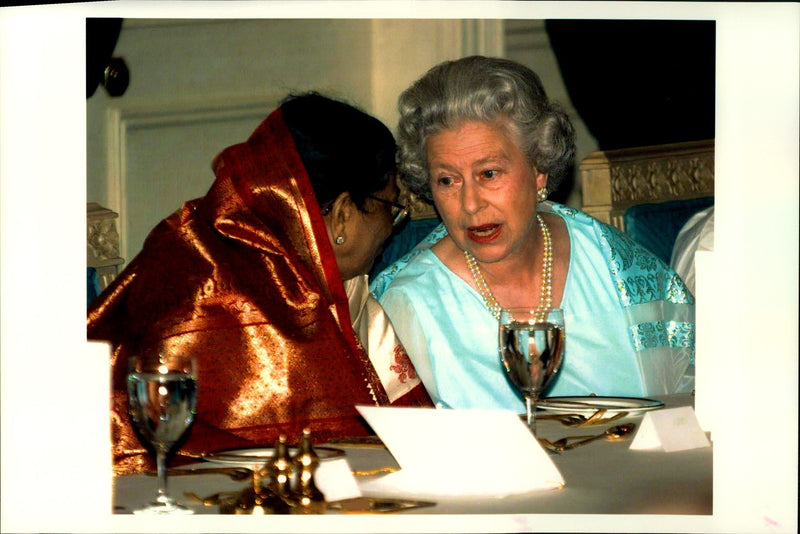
[113,393,711,515]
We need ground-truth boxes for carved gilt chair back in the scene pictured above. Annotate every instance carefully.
[580,139,715,232]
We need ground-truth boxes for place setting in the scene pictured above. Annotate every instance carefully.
[497,307,638,452]
[121,350,436,515]
[131,424,436,514]
[115,306,711,516]
[495,306,708,456]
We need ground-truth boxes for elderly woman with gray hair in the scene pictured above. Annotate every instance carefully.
[371,56,694,411]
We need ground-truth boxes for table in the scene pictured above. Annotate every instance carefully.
[113,393,711,516]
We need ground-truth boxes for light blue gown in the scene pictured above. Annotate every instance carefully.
[370,203,694,412]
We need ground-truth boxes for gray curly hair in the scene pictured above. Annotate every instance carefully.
[397,56,576,204]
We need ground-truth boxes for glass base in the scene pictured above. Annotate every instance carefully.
[133,500,194,515]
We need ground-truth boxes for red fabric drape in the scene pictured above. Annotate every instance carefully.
[88,109,398,475]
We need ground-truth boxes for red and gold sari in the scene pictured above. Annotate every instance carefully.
[88,108,431,476]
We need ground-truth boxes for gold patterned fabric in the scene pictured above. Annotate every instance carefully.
[88,109,430,476]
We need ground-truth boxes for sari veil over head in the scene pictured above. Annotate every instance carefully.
[88,108,405,475]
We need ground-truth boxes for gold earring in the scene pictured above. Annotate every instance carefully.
[335,236,345,245]
[537,188,548,202]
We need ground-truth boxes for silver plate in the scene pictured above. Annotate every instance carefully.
[537,396,664,415]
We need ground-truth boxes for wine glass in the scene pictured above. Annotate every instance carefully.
[127,352,198,514]
[499,307,565,436]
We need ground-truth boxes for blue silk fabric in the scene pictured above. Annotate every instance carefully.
[371,202,694,412]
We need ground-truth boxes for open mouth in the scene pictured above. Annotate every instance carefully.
[467,223,501,243]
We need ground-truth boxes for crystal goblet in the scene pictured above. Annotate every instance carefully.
[499,307,565,436]
[127,352,197,514]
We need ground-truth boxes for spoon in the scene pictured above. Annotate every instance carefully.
[185,491,224,507]
[184,491,241,507]
[550,423,637,452]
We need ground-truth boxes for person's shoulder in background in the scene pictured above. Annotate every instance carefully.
[670,206,715,294]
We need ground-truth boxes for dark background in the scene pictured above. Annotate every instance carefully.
[546,19,715,150]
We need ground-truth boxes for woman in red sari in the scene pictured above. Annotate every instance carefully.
[88,93,431,475]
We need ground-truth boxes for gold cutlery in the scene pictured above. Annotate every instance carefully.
[326,435,385,448]
[537,409,629,427]
[539,423,637,453]
[186,491,434,514]
[327,497,435,513]
[350,466,399,477]
[553,423,637,452]
[185,491,240,506]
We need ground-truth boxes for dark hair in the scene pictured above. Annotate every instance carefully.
[280,92,397,211]
[397,56,575,203]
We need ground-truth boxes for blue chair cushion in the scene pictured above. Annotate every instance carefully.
[624,196,714,264]
[87,267,100,306]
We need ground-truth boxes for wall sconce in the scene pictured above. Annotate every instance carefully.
[103,57,129,97]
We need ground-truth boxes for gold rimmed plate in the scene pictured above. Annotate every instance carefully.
[202,447,345,469]
[537,396,664,415]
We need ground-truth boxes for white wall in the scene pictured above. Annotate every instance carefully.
[88,18,380,261]
[370,19,506,130]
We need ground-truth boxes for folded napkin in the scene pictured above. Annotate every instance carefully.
[356,406,564,498]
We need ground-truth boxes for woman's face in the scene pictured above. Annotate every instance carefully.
[330,176,399,280]
[426,119,546,264]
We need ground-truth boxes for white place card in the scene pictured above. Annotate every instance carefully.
[356,406,564,498]
[629,406,711,452]
[316,458,362,501]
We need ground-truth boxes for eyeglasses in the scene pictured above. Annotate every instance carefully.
[367,195,410,228]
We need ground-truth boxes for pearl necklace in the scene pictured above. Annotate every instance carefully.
[464,214,553,321]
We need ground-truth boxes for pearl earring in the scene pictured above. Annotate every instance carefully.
[537,187,548,202]
[335,236,345,245]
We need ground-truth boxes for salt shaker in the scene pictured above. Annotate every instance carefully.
[254,434,293,513]
[290,428,326,513]
[269,435,294,494]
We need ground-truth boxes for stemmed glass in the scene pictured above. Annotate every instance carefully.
[127,352,198,514]
[499,307,565,436]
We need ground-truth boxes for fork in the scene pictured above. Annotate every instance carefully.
[543,423,637,452]
[537,410,629,427]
